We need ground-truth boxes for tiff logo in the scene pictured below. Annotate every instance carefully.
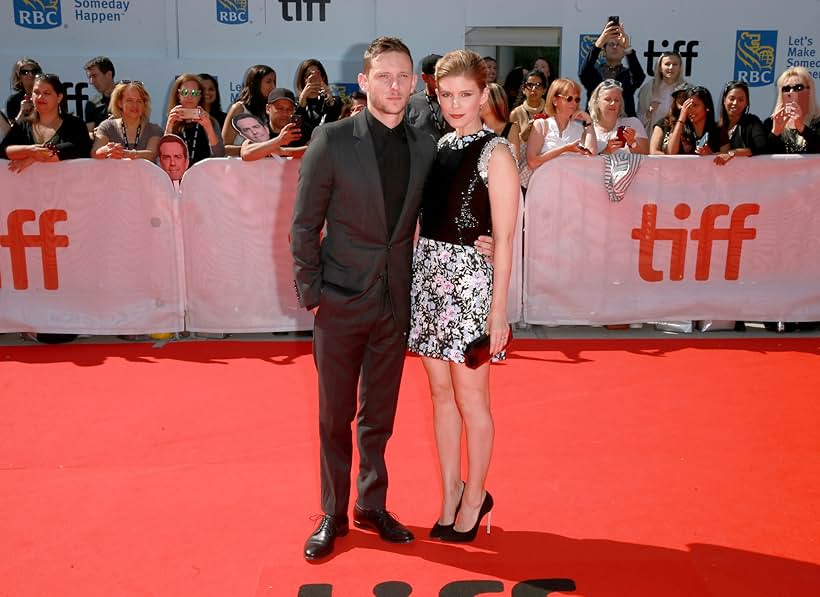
[0,209,69,290]
[644,39,699,77]
[630,203,759,282]
[279,0,330,22]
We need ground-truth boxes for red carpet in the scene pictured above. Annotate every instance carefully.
[1,338,819,596]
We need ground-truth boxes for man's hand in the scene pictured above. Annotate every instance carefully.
[475,234,495,264]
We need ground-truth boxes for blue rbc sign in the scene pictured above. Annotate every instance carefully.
[734,30,778,87]
[578,34,602,72]
[216,0,248,24]
[14,0,62,29]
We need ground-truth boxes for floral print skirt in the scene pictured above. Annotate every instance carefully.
[408,237,496,363]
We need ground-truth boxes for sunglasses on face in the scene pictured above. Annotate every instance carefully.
[19,68,40,76]
[557,94,581,103]
[524,82,544,90]
[781,84,805,93]
[178,88,202,97]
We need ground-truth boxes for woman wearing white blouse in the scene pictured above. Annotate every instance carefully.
[590,79,649,154]
[527,78,597,171]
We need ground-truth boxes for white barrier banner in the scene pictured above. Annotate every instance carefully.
[180,158,314,333]
[0,159,184,334]
[524,155,820,324]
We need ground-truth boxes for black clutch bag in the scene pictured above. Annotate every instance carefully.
[464,325,513,369]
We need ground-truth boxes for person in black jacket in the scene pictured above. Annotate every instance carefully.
[579,18,645,117]
[713,80,768,165]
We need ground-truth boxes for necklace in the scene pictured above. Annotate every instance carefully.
[120,119,142,150]
[33,116,61,145]
[181,123,199,162]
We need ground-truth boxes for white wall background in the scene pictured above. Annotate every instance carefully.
[1,0,818,124]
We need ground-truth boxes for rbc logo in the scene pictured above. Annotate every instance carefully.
[578,34,601,72]
[734,30,777,87]
[14,0,61,29]
[216,0,248,24]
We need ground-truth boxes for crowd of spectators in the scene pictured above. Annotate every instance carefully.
[1,35,819,339]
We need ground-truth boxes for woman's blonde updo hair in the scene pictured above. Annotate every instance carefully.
[435,49,488,89]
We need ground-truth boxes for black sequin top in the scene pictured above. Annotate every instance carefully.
[419,129,512,246]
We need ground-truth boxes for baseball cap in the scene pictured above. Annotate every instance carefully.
[671,82,692,96]
[267,88,297,105]
[421,54,443,75]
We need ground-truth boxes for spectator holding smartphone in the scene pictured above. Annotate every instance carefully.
[590,79,648,154]
[240,88,312,160]
[527,78,597,172]
[164,73,224,167]
[579,17,645,117]
[294,59,341,128]
[665,86,720,155]
[764,66,820,154]
[6,58,42,123]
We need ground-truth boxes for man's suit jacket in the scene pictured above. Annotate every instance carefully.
[291,109,437,332]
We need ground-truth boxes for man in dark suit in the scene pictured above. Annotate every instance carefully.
[291,37,435,561]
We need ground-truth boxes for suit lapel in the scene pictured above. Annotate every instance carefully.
[352,112,388,236]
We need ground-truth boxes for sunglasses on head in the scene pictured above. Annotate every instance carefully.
[781,84,805,93]
[557,94,581,103]
[601,79,623,89]
[19,68,41,76]
[524,82,544,90]
[118,80,144,87]
[178,88,202,97]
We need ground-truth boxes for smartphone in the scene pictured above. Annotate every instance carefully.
[289,114,303,128]
[178,107,201,120]
[608,15,619,26]
[696,132,710,149]
[616,126,627,144]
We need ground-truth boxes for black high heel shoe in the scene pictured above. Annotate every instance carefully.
[441,490,493,543]
[429,481,465,539]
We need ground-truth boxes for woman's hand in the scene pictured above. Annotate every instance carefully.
[486,309,510,357]
[573,110,593,127]
[565,139,593,155]
[785,101,805,132]
[679,98,694,122]
[603,137,625,153]
[96,141,125,159]
[695,141,713,156]
[8,156,36,173]
[622,126,637,146]
[714,150,736,166]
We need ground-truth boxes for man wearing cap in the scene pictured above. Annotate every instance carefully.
[405,53,452,140]
[156,134,189,189]
[241,88,313,160]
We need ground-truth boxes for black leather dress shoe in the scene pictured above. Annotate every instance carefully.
[303,514,349,561]
[353,505,414,543]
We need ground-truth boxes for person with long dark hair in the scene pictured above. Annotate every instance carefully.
[198,73,227,129]
[293,59,341,128]
[713,80,767,165]
[665,85,720,155]
[164,73,224,167]
[222,64,276,155]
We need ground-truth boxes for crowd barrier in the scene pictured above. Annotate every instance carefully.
[525,154,820,324]
[2,155,818,334]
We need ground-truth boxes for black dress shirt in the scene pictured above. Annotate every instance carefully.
[366,109,410,237]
